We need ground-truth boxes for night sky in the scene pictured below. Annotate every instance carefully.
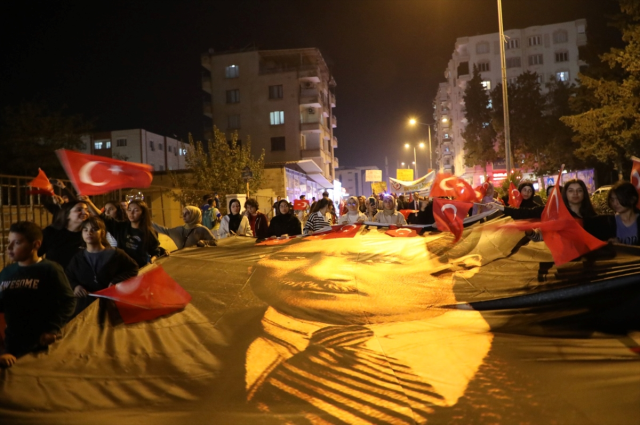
[1,0,621,175]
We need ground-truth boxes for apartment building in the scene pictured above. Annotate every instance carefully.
[81,129,186,171]
[434,19,587,185]
[336,166,381,197]
[201,47,338,188]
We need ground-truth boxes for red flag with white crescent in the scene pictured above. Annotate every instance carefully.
[430,173,478,202]
[293,199,310,211]
[385,227,419,237]
[305,224,362,240]
[631,156,640,209]
[433,198,473,243]
[539,166,606,265]
[90,265,191,324]
[508,182,522,207]
[27,168,54,196]
[56,149,153,195]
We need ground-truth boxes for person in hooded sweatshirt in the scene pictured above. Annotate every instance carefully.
[152,205,216,249]
[65,216,139,316]
[219,198,253,239]
[267,199,303,238]
[338,196,366,225]
[373,195,407,226]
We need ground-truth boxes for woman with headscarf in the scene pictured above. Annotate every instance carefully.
[152,206,216,249]
[373,195,407,226]
[219,198,253,239]
[338,196,366,224]
[267,200,303,238]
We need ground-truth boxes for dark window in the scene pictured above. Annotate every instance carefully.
[116,138,127,147]
[477,62,490,72]
[457,61,469,77]
[506,57,521,68]
[269,85,283,99]
[555,51,569,62]
[228,115,240,129]
[226,89,240,103]
[271,136,286,151]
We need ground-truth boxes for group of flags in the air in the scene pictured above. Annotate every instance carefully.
[23,149,640,323]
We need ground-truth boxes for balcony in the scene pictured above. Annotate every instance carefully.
[299,89,322,107]
[330,93,336,107]
[331,115,337,128]
[300,121,322,133]
[202,76,211,93]
[298,66,321,83]
[203,101,212,118]
[332,136,338,149]
[333,156,339,169]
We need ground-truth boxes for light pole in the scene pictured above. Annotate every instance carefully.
[404,142,425,178]
[497,0,513,174]
[408,118,434,171]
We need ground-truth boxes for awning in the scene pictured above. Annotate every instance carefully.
[297,160,333,188]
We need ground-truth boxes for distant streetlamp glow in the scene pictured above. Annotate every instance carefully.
[404,143,410,148]
[419,142,425,148]
[441,117,448,123]
[409,118,417,126]
[406,118,434,171]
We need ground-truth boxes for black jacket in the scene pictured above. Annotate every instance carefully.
[38,226,85,269]
[267,213,302,238]
[583,214,640,246]
[102,215,161,268]
[66,248,139,315]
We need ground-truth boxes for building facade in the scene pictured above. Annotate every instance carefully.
[201,48,338,186]
[81,129,186,172]
[434,19,587,185]
[336,166,381,197]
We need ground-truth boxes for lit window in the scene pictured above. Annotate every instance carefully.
[528,54,544,66]
[94,142,103,150]
[476,42,490,54]
[226,89,240,103]
[105,141,111,149]
[553,30,568,44]
[536,73,544,84]
[116,138,127,147]
[481,80,491,90]
[270,111,284,125]
[506,38,520,49]
[477,62,490,72]
[225,65,239,78]
[555,51,569,62]
[228,115,241,129]
[529,35,542,46]
[556,71,570,82]
[506,57,521,68]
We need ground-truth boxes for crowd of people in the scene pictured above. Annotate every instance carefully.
[1,177,638,368]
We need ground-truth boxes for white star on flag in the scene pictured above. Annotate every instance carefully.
[109,165,123,175]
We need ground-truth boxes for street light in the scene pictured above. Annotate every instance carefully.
[497,0,513,174]
[408,118,434,171]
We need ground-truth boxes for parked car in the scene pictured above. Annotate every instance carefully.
[593,185,612,197]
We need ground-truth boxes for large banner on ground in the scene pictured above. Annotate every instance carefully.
[390,170,435,193]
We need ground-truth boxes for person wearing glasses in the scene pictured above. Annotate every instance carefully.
[338,196,366,224]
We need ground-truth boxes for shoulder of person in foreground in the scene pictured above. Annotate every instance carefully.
[109,248,139,284]
[42,259,76,332]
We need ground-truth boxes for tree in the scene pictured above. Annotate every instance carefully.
[462,65,497,168]
[170,127,265,212]
[561,0,640,179]
[0,102,93,176]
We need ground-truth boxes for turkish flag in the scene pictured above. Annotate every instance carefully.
[27,168,54,196]
[631,156,640,208]
[539,166,607,265]
[430,173,478,202]
[508,182,522,207]
[90,265,191,324]
[475,182,491,200]
[385,227,419,237]
[56,149,153,196]
[305,224,362,240]
[399,209,418,221]
[433,198,473,243]
[293,199,310,210]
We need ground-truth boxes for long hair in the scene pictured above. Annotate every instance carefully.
[608,181,640,212]
[227,198,241,216]
[310,198,330,214]
[128,200,157,251]
[562,179,596,218]
[52,200,88,230]
[81,216,110,247]
[104,200,126,221]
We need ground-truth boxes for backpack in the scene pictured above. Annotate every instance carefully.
[202,208,214,229]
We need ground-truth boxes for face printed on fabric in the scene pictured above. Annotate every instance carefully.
[7,232,38,263]
[565,183,584,206]
[127,204,142,223]
[230,201,241,215]
[250,233,476,325]
[104,203,119,219]
[520,186,533,200]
